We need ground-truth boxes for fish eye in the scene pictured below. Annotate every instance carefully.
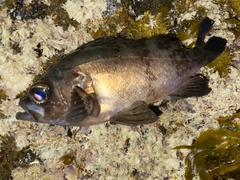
[29,84,50,104]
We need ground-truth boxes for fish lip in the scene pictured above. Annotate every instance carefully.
[16,100,36,121]
[16,111,34,121]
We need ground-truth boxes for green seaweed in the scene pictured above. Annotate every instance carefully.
[0,90,7,103]
[231,0,240,17]
[59,152,75,166]
[3,0,79,31]
[90,6,170,40]
[0,135,37,180]
[0,90,7,119]
[177,19,202,48]
[214,0,240,38]
[174,0,205,17]
[121,0,174,18]
[208,49,233,78]
[45,0,79,31]
[175,110,240,180]
[214,0,240,17]
[224,18,240,40]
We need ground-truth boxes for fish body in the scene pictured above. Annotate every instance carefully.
[16,17,227,126]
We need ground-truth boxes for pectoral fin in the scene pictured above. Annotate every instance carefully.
[110,101,162,125]
[66,86,100,126]
[165,74,211,100]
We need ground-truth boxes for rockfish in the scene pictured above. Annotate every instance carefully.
[16,17,227,126]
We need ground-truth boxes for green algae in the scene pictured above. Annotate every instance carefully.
[0,90,7,119]
[175,110,240,180]
[224,18,240,39]
[121,0,174,18]
[214,0,240,38]
[4,0,78,31]
[214,0,240,17]
[45,0,79,31]
[177,19,202,48]
[208,49,233,78]
[174,0,205,16]
[60,152,75,166]
[0,135,37,180]
[0,90,7,103]
[231,0,240,16]
[91,6,171,40]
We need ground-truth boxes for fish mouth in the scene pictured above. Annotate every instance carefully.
[16,111,35,121]
[16,100,37,122]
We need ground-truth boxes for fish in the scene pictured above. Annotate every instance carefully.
[16,17,227,126]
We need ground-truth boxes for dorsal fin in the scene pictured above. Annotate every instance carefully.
[77,36,124,50]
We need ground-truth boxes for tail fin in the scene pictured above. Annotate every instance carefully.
[195,17,214,48]
[195,17,227,64]
[204,37,227,64]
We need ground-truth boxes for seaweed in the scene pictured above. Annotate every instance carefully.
[173,0,205,16]
[5,0,48,20]
[120,0,174,18]
[214,0,240,38]
[91,6,170,40]
[175,110,240,180]
[59,152,75,166]
[224,17,240,40]
[177,19,202,48]
[208,49,233,78]
[0,90,7,119]
[0,135,37,180]
[214,0,240,17]
[4,0,79,31]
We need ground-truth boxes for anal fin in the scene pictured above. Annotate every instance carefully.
[110,101,161,125]
[165,74,211,100]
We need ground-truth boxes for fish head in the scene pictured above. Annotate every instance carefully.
[16,75,100,126]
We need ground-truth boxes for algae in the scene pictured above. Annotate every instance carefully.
[208,49,233,78]
[4,0,79,31]
[91,6,170,40]
[175,111,240,180]
[214,0,240,17]
[60,152,75,166]
[120,0,173,18]
[225,18,240,39]
[177,19,202,48]
[0,90,7,119]
[0,135,37,180]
